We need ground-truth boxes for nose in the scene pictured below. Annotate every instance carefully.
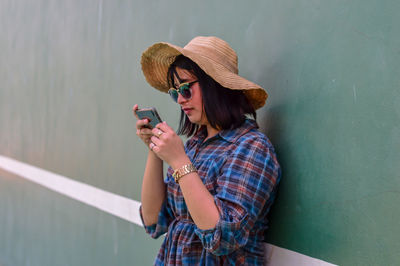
[177,92,188,105]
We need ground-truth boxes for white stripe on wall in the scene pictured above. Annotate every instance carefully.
[0,155,142,226]
[265,244,336,266]
[0,155,336,266]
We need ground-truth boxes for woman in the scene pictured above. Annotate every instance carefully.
[134,36,281,265]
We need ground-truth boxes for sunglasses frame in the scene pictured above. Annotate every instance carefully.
[168,80,198,102]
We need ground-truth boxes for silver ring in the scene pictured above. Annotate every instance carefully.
[149,143,155,150]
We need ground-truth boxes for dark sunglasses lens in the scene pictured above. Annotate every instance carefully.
[180,85,192,99]
[168,89,179,102]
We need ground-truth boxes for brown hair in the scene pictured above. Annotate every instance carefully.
[168,55,257,137]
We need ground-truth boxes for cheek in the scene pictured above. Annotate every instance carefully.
[193,86,203,107]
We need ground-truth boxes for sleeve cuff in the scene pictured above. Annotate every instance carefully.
[139,202,171,239]
[194,197,250,256]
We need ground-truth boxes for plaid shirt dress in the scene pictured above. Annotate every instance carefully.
[140,119,281,265]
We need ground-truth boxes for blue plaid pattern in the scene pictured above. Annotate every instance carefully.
[140,119,281,265]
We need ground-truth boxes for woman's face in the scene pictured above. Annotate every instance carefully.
[174,67,208,126]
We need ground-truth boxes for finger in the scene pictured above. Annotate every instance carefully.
[136,118,149,129]
[149,142,155,150]
[133,104,139,119]
[151,127,164,137]
[151,136,162,146]
[156,121,174,133]
[152,145,160,153]
[139,127,153,135]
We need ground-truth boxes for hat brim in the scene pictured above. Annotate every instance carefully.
[141,42,268,110]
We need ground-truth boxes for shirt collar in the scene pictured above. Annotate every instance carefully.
[191,125,208,144]
[218,119,258,143]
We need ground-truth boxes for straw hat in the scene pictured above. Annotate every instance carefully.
[140,36,268,110]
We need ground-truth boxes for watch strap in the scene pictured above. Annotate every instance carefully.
[172,163,197,183]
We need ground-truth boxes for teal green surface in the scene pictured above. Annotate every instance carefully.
[0,170,163,266]
[1,0,399,265]
[258,1,400,266]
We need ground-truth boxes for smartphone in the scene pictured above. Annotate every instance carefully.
[135,107,163,129]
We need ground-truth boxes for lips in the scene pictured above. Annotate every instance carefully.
[182,107,193,115]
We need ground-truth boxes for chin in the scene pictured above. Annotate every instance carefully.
[188,118,199,124]
[187,116,201,125]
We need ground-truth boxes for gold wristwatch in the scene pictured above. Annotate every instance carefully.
[172,163,197,183]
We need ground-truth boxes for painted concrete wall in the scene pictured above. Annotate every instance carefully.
[1,1,399,265]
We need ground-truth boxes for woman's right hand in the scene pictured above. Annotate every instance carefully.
[133,104,153,146]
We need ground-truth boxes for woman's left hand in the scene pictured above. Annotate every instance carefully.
[150,122,190,169]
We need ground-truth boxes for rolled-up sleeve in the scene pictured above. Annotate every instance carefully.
[194,136,280,255]
[139,198,174,239]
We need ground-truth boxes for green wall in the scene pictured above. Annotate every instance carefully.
[1,0,399,265]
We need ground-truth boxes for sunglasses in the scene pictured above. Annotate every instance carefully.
[168,81,198,102]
